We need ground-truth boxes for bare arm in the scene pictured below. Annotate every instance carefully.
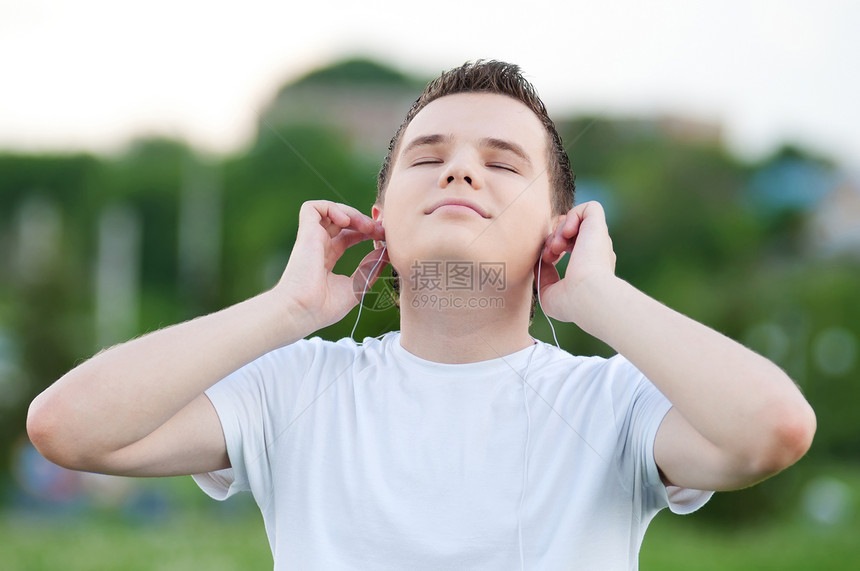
[27,201,387,477]
[537,202,816,491]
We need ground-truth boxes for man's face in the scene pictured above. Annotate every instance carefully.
[374,92,557,290]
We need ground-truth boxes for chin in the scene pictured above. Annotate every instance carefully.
[386,221,513,277]
[398,237,496,264]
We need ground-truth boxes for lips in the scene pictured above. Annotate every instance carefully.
[425,198,491,218]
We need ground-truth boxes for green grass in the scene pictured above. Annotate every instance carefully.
[0,511,272,570]
[641,513,858,570]
[2,510,856,570]
[2,466,858,570]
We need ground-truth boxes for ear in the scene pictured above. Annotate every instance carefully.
[372,204,385,249]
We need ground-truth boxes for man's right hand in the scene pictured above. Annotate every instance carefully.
[276,201,387,333]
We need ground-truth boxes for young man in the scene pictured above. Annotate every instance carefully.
[28,61,815,569]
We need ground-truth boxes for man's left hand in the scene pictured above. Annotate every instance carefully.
[534,201,617,325]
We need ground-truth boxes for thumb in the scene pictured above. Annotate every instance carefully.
[351,247,390,303]
[534,256,561,297]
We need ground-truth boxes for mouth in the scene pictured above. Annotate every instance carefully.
[425,198,491,219]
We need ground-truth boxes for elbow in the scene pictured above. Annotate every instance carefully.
[749,400,817,479]
[27,393,93,472]
[27,393,69,468]
[27,394,60,466]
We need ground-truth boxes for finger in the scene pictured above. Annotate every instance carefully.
[561,202,589,238]
[332,213,384,244]
[551,201,608,258]
[541,216,562,264]
[320,203,359,238]
[533,257,560,293]
[326,202,381,236]
[552,215,567,237]
[547,222,575,262]
[300,201,379,239]
[331,227,379,254]
[565,201,606,237]
[541,234,556,264]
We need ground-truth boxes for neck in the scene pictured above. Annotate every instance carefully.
[397,284,535,364]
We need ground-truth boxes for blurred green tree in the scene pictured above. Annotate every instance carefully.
[1,59,857,524]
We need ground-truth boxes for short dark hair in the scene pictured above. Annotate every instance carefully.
[376,60,575,214]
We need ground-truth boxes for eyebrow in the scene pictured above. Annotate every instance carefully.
[400,133,533,167]
[478,137,533,167]
[400,134,452,157]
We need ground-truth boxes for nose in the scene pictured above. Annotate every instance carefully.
[439,151,482,190]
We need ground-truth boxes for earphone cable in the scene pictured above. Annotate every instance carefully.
[350,245,388,341]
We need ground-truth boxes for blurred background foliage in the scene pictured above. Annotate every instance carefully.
[1,57,858,560]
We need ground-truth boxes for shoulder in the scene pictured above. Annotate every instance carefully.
[529,342,644,386]
[263,334,367,367]
[253,331,402,381]
[528,343,656,417]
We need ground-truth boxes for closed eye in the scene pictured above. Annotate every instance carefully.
[487,163,518,173]
[412,158,443,167]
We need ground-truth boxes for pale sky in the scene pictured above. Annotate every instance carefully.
[1,0,858,169]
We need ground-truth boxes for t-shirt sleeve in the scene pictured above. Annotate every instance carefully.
[609,356,713,517]
[191,338,323,506]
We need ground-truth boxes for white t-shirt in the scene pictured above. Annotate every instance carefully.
[194,332,711,570]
